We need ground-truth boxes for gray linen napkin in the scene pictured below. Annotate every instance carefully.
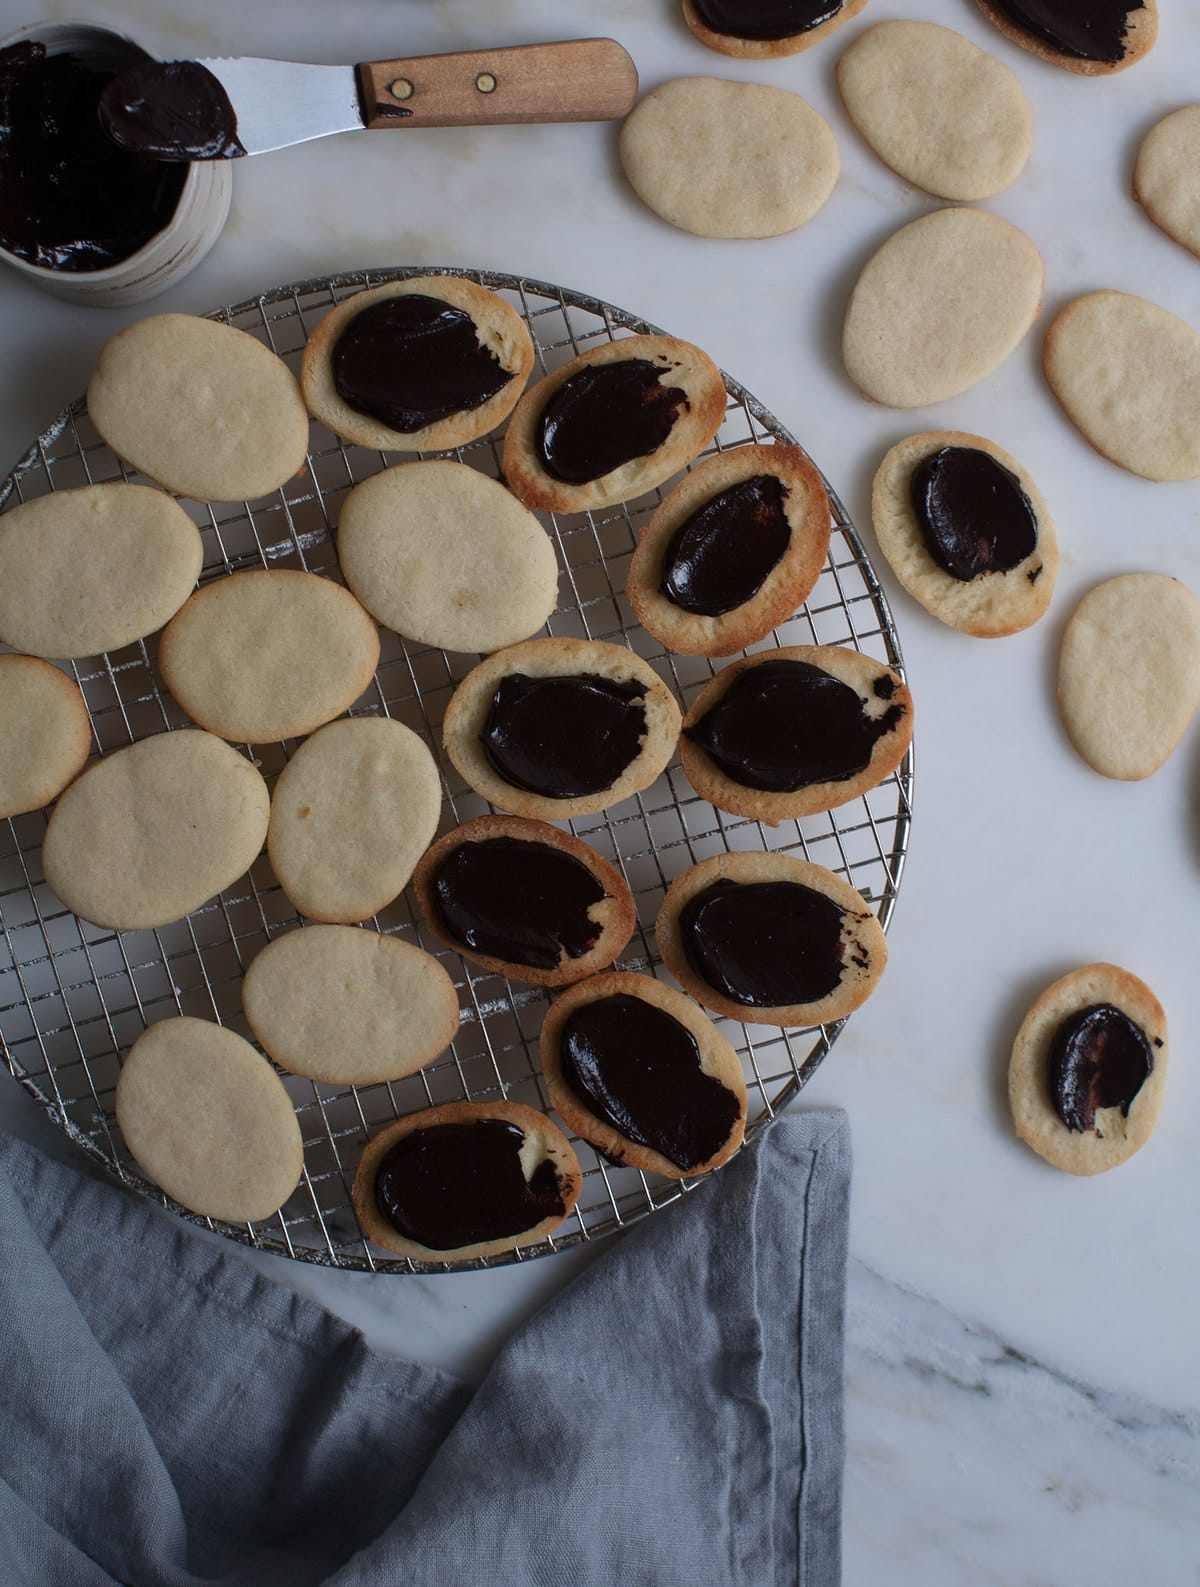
[0,1110,850,1587]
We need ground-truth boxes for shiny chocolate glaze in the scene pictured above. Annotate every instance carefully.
[685,659,905,792]
[690,0,844,40]
[99,59,244,160]
[910,446,1038,582]
[374,1119,565,1251]
[536,359,688,485]
[431,835,608,971]
[662,474,791,616]
[332,294,512,433]
[482,672,649,799]
[560,993,741,1169]
[680,877,847,1008]
[989,0,1143,63]
[1049,1003,1153,1133]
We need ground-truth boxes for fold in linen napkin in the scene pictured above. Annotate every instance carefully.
[0,1111,850,1587]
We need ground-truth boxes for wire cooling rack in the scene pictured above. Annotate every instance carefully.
[0,267,913,1272]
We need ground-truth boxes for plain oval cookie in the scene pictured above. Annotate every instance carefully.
[1009,964,1167,1175]
[42,729,269,930]
[0,484,202,659]
[87,313,310,502]
[300,276,535,453]
[682,0,867,58]
[871,431,1057,637]
[837,21,1032,201]
[843,208,1043,408]
[974,0,1157,77]
[1057,573,1200,780]
[268,716,442,923]
[1134,106,1200,260]
[116,1017,303,1222]
[243,925,459,1085]
[0,655,91,819]
[502,335,727,515]
[619,78,838,239]
[1043,291,1200,482]
[626,444,831,656]
[158,570,380,743]
[442,638,682,821]
[336,461,559,654]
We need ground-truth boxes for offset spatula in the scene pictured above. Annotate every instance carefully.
[100,39,639,160]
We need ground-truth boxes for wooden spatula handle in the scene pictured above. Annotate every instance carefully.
[357,38,638,130]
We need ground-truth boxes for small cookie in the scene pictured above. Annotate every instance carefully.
[502,335,727,515]
[626,444,832,656]
[540,971,747,1178]
[871,431,1057,637]
[619,78,839,239]
[411,815,636,988]
[974,0,1156,77]
[442,638,682,821]
[837,22,1032,201]
[352,1100,582,1262]
[682,0,867,59]
[1135,106,1200,260]
[1009,964,1167,1175]
[843,208,1043,408]
[42,729,269,931]
[300,276,534,453]
[0,655,91,819]
[158,569,380,744]
[242,924,459,1086]
[680,646,912,822]
[656,851,887,1027]
[1043,291,1200,482]
[87,313,310,502]
[116,1016,303,1223]
[1057,573,1200,780]
[335,461,559,654]
[0,483,202,660]
[268,716,442,924]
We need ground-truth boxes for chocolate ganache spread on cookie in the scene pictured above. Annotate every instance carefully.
[482,673,648,798]
[989,0,1144,64]
[98,60,244,160]
[431,835,608,970]
[681,878,848,1007]
[332,295,513,432]
[0,41,187,270]
[690,0,845,39]
[910,446,1038,582]
[686,660,905,792]
[560,994,741,1169]
[662,475,792,616]
[374,1119,566,1250]
[537,360,688,484]
[1049,1003,1154,1133]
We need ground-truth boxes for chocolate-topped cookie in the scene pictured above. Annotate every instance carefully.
[626,445,831,656]
[541,972,747,1178]
[411,815,636,987]
[301,276,534,452]
[974,0,1156,75]
[656,851,887,1027]
[682,0,867,58]
[680,646,912,823]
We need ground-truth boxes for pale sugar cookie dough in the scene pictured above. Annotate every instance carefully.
[0,655,91,819]
[1134,106,1200,259]
[682,0,867,59]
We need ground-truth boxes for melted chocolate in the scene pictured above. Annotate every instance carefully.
[662,475,792,617]
[537,359,688,485]
[482,672,648,799]
[685,659,905,792]
[910,447,1038,582]
[332,295,512,433]
[690,0,844,40]
[561,993,740,1169]
[0,42,187,272]
[432,835,608,971]
[374,1119,565,1251]
[1049,1004,1153,1133]
[680,878,846,1008]
[989,0,1143,63]
[99,59,244,160]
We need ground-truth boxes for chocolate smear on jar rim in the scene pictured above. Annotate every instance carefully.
[988,0,1144,64]
[536,359,688,485]
[482,672,648,799]
[909,446,1038,583]
[680,877,847,1008]
[1049,1003,1153,1133]
[99,59,245,160]
[662,474,792,616]
[690,0,846,40]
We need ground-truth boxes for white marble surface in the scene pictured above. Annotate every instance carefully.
[2,0,1200,1580]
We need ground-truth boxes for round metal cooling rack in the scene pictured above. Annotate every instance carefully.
[0,267,913,1272]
